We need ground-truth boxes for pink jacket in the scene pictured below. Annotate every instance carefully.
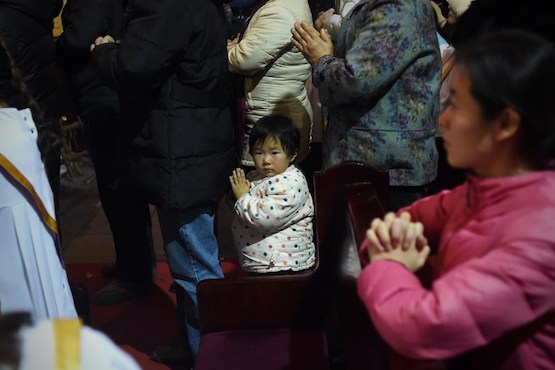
[357,171,555,369]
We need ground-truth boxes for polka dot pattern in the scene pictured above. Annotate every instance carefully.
[231,165,316,273]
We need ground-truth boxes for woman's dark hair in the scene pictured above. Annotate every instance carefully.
[0,37,60,161]
[454,29,555,168]
[249,115,300,160]
[0,312,32,369]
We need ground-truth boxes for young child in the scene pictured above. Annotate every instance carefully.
[229,115,316,273]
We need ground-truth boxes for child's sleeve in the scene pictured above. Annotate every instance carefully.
[234,173,309,233]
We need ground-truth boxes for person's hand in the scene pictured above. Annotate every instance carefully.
[291,21,334,66]
[229,168,251,199]
[447,8,457,24]
[227,35,240,51]
[430,1,447,28]
[359,212,428,265]
[365,212,427,251]
[314,8,335,31]
[90,35,116,51]
[364,212,430,272]
[370,237,431,272]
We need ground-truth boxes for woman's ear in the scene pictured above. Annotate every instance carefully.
[495,107,521,142]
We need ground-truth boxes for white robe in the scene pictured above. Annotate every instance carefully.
[0,107,77,320]
[19,319,141,370]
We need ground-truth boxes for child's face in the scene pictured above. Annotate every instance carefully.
[252,138,295,177]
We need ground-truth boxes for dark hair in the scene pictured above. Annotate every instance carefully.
[0,37,60,161]
[0,312,32,369]
[249,115,300,160]
[454,29,555,168]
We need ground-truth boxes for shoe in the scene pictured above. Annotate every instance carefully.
[92,279,150,306]
[150,338,193,365]
[169,281,177,294]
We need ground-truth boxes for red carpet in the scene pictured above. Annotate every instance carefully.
[66,259,247,370]
[66,261,185,370]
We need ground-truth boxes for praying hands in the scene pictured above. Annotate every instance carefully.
[362,212,430,272]
[229,168,251,200]
[290,21,334,66]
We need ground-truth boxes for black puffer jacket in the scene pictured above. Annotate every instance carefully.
[56,0,125,114]
[451,0,555,46]
[0,0,62,120]
[91,0,235,209]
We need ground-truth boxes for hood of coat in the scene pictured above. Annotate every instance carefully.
[0,0,62,22]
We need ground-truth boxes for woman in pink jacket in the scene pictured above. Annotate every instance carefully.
[358,29,555,370]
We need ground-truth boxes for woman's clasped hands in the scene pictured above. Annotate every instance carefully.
[361,212,430,272]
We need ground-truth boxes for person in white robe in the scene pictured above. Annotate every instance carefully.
[0,106,77,320]
[0,313,140,370]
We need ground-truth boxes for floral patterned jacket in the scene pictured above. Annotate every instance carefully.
[313,0,441,186]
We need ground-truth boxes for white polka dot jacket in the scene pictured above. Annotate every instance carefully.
[231,165,316,273]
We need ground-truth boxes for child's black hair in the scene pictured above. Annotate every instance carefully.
[249,115,300,159]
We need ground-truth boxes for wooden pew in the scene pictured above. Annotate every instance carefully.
[335,179,445,370]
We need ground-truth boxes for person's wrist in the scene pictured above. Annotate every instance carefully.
[313,53,332,67]
[371,255,411,270]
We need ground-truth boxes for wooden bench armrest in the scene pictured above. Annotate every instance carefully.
[198,274,328,334]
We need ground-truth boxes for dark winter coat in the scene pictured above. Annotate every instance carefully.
[0,0,62,121]
[91,0,235,210]
[451,0,555,46]
[56,0,124,114]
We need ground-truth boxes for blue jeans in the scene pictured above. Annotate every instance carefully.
[156,206,223,357]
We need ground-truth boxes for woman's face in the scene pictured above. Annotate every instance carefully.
[439,65,499,175]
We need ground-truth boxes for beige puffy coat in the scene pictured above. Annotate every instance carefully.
[228,0,314,166]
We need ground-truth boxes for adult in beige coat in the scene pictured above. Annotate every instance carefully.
[228,0,314,167]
